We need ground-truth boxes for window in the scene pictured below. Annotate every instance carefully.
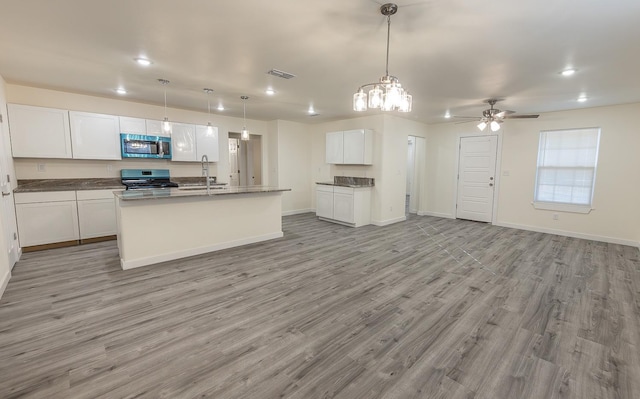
[534,127,601,213]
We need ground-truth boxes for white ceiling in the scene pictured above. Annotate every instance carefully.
[1,0,639,124]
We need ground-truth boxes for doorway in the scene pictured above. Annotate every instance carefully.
[406,136,425,215]
[455,135,498,223]
[228,133,262,187]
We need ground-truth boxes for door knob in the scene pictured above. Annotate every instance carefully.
[489,183,494,187]
[489,177,494,180]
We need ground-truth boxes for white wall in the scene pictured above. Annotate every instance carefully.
[426,103,640,246]
[273,120,312,215]
[6,84,271,183]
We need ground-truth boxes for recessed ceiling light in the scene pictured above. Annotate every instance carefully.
[217,104,225,111]
[115,88,127,95]
[444,111,451,118]
[561,68,577,76]
[308,106,315,114]
[265,88,275,95]
[577,95,588,102]
[134,57,152,66]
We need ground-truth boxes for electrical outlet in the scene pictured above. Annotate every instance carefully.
[37,163,46,172]
[553,213,559,220]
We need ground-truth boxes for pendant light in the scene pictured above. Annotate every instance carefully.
[203,88,214,135]
[240,95,250,141]
[353,3,412,113]
[158,78,172,134]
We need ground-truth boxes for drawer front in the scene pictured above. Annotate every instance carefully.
[316,184,334,193]
[333,186,354,195]
[76,189,119,200]
[14,191,76,204]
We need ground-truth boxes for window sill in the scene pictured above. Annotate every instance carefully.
[532,201,593,214]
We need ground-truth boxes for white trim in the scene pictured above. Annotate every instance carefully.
[282,208,314,216]
[371,216,406,226]
[121,231,283,270]
[532,201,593,214]
[452,132,502,224]
[495,221,639,247]
[0,268,10,299]
[418,211,455,219]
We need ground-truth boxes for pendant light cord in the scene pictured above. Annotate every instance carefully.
[385,14,391,76]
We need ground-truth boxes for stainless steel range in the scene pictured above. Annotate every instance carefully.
[120,169,179,190]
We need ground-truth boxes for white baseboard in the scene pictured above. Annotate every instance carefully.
[495,221,640,248]
[282,208,314,216]
[417,211,455,219]
[372,216,406,227]
[121,231,284,270]
[0,268,10,300]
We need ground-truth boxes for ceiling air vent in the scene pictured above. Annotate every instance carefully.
[267,69,296,79]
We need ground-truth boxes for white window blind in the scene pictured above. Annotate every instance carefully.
[534,128,600,208]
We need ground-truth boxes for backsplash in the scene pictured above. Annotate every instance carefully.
[334,176,375,187]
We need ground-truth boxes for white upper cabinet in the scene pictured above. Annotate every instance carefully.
[343,129,373,165]
[325,131,344,164]
[7,104,72,158]
[325,129,372,165]
[171,122,197,162]
[195,125,219,162]
[69,111,121,160]
[146,119,171,137]
[119,116,146,134]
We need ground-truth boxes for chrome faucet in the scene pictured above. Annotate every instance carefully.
[201,155,210,194]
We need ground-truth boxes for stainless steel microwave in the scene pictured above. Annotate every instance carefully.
[120,134,171,159]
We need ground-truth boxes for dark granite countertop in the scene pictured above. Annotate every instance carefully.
[316,176,375,188]
[15,178,125,193]
[14,177,228,193]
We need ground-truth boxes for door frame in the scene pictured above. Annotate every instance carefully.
[452,131,503,225]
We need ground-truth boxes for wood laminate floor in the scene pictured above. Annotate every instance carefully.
[0,214,639,399]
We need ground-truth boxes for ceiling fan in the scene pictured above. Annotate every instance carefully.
[451,99,539,131]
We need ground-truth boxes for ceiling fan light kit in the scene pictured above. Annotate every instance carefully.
[353,3,412,113]
[455,99,539,131]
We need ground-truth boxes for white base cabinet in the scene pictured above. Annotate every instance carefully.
[15,190,117,247]
[315,185,371,227]
[15,192,80,247]
[316,185,334,219]
[77,190,117,239]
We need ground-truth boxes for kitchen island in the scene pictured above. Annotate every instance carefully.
[114,186,290,269]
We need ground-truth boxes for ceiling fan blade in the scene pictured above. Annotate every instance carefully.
[503,114,539,119]
[454,120,478,125]
[450,115,479,119]
[495,110,515,118]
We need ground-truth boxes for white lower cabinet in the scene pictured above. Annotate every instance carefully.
[77,190,117,239]
[15,192,80,247]
[15,189,117,247]
[333,188,355,223]
[315,185,371,227]
[316,185,334,219]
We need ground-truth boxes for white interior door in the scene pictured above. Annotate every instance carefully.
[228,138,240,186]
[456,135,498,223]
[0,112,19,268]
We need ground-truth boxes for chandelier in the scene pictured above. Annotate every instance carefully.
[353,3,412,113]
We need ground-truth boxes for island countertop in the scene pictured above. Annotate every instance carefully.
[114,185,291,201]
